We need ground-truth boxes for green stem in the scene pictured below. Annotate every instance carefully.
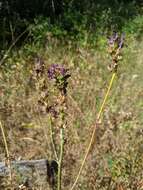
[57,128,64,190]
[49,117,59,161]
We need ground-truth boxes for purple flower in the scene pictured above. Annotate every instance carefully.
[118,33,125,49]
[48,64,67,80]
[108,32,118,46]
[108,32,125,49]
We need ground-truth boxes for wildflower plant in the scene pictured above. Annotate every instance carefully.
[70,33,125,190]
[47,64,70,190]
[34,60,70,190]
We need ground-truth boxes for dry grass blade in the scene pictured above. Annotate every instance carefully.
[0,121,12,184]
[0,27,29,66]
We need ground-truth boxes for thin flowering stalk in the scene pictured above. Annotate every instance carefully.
[70,32,125,190]
[70,72,116,190]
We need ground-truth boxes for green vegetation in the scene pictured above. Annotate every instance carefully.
[0,0,143,190]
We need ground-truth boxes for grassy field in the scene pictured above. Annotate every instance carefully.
[0,31,143,189]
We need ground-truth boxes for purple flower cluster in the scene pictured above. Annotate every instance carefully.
[48,64,70,95]
[108,32,125,50]
[48,64,67,80]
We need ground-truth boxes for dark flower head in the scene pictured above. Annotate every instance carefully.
[48,64,67,80]
[108,32,125,49]
[108,32,118,46]
[107,32,125,72]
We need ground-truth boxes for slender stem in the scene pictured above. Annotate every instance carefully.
[97,72,116,119]
[49,117,59,161]
[70,72,116,190]
[57,128,64,190]
[0,121,12,183]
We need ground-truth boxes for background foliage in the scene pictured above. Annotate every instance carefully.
[0,0,143,49]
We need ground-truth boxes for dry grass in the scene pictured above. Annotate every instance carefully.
[0,36,143,189]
